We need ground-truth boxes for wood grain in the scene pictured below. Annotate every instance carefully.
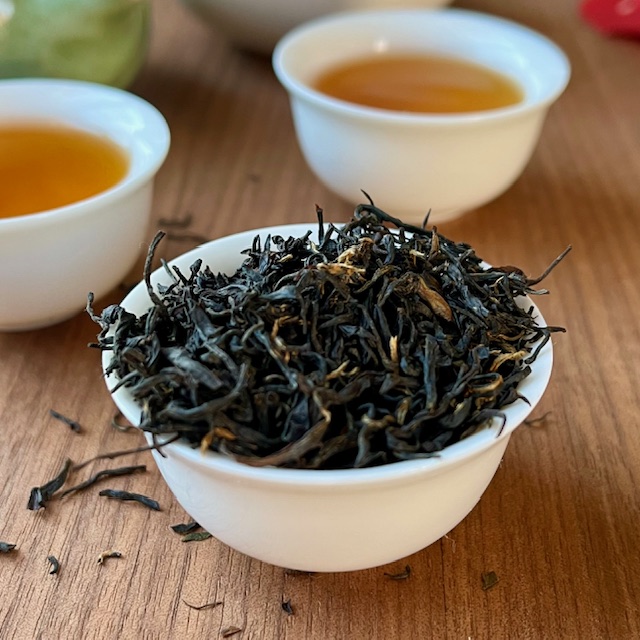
[1,0,639,638]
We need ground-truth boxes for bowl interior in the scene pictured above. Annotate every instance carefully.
[103,223,554,483]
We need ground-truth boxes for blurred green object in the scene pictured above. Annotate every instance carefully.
[0,0,150,88]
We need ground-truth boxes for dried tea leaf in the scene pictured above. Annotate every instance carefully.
[284,568,316,577]
[481,571,500,591]
[221,627,242,638]
[111,410,135,432]
[182,599,223,610]
[60,465,146,498]
[384,565,411,580]
[171,521,201,535]
[98,489,161,511]
[49,409,82,433]
[0,542,17,553]
[281,599,294,616]
[27,459,73,510]
[72,436,179,472]
[97,550,122,565]
[181,531,212,543]
[47,555,60,575]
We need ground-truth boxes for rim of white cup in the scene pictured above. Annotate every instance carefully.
[273,8,571,127]
[0,78,170,230]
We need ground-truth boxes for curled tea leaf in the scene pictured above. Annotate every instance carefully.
[97,550,122,565]
[47,555,60,575]
[281,599,294,616]
[171,521,201,535]
[27,459,73,511]
[481,570,500,591]
[60,465,146,498]
[98,489,161,511]
[111,410,135,432]
[182,599,223,611]
[384,565,411,580]
[49,409,82,433]
[181,531,212,543]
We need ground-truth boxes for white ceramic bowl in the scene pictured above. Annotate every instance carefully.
[273,9,571,224]
[104,223,554,572]
[179,0,452,54]
[0,79,170,331]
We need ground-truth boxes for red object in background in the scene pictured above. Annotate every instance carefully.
[581,0,640,36]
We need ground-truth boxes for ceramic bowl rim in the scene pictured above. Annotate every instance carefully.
[103,222,554,488]
[272,7,571,127]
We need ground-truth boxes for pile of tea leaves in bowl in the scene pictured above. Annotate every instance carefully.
[90,204,566,469]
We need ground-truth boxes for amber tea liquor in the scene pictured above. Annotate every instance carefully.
[313,54,524,114]
[0,123,129,219]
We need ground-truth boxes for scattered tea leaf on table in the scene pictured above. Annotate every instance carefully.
[171,521,201,535]
[0,542,17,553]
[60,465,146,498]
[27,458,73,511]
[71,435,179,472]
[281,599,294,615]
[47,555,60,575]
[481,571,500,591]
[49,409,82,433]
[97,550,122,565]
[384,565,412,580]
[221,627,242,638]
[182,599,223,611]
[98,489,161,511]
[111,410,136,432]
[181,531,212,543]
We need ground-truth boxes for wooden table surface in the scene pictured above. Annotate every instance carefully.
[1,0,639,638]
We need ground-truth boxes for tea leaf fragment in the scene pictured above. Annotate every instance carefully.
[97,550,123,565]
[181,531,212,543]
[47,555,60,575]
[27,458,73,510]
[98,489,161,511]
[481,570,500,591]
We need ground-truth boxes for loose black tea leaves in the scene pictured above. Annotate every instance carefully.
[98,489,161,511]
[181,531,212,543]
[221,627,243,638]
[60,465,147,498]
[27,458,73,510]
[182,599,223,611]
[171,521,201,535]
[481,571,500,591]
[384,565,412,580]
[0,542,17,553]
[92,203,568,469]
[97,550,122,565]
[281,599,294,616]
[47,555,60,575]
[49,409,82,433]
